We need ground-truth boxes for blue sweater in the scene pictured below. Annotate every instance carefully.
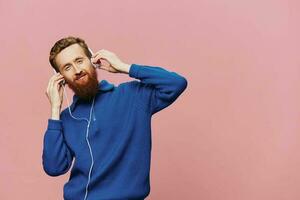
[42,64,188,200]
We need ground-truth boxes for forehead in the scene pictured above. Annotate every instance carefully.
[55,43,86,68]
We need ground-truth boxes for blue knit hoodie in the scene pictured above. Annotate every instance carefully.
[42,63,188,200]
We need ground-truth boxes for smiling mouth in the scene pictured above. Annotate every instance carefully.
[76,74,86,80]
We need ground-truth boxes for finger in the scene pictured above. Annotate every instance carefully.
[100,50,113,57]
[52,74,64,81]
[46,82,50,97]
[46,73,63,99]
[51,72,62,79]
[91,52,98,58]
[49,76,64,92]
[49,74,63,87]
[91,54,104,64]
[56,78,65,87]
[59,85,64,98]
[56,80,63,91]
[46,79,52,96]
[54,78,64,91]
[91,51,101,59]
[50,76,64,87]
[93,49,109,58]
[100,49,109,53]
[99,49,110,56]
[96,49,105,54]
[99,65,109,71]
[47,74,60,95]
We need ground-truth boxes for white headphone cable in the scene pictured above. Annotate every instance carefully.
[52,69,95,200]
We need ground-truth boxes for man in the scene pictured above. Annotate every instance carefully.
[42,36,187,200]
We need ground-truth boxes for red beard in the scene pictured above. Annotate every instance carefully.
[67,68,99,102]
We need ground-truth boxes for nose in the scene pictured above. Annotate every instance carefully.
[73,64,82,74]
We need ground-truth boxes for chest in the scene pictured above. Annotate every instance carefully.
[61,92,137,156]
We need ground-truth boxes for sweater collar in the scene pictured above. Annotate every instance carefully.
[69,79,114,112]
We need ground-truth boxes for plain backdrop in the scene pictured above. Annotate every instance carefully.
[1,0,300,199]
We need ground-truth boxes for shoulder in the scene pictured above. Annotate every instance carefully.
[117,80,139,88]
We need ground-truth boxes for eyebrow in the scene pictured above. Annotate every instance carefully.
[62,56,84,69]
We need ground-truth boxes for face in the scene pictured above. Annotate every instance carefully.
[55,43,99,101]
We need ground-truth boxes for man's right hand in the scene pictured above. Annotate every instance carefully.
[45,73,65,120]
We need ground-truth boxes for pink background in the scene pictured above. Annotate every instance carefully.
[1,0,300,199]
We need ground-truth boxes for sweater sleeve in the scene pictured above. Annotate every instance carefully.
[42,117,73,177]
[128,63,188,115]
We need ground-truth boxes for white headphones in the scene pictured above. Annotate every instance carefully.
[51,47,98,200]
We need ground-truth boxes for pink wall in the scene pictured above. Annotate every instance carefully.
[1,0,300,199]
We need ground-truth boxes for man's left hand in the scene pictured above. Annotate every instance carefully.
[91,49,130,74]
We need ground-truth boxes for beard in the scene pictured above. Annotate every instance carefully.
[67,68,99,102]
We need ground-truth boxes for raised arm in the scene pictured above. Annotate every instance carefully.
[90,50,188,114]
[128,64,188,114]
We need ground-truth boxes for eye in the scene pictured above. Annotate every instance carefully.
[64,65,70,71]
[78,60,83,64]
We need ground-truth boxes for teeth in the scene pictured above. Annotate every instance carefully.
[77,75,86,80]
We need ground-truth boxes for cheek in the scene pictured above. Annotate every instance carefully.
[62,74,74,82]
[85,65,95,74]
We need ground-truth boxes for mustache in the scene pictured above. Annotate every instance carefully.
[75,72,87,80]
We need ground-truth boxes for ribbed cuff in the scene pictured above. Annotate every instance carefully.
[129,64,142,78]
[47,119,63,130]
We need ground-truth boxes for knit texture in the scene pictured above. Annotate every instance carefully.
[42,64,188,200]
